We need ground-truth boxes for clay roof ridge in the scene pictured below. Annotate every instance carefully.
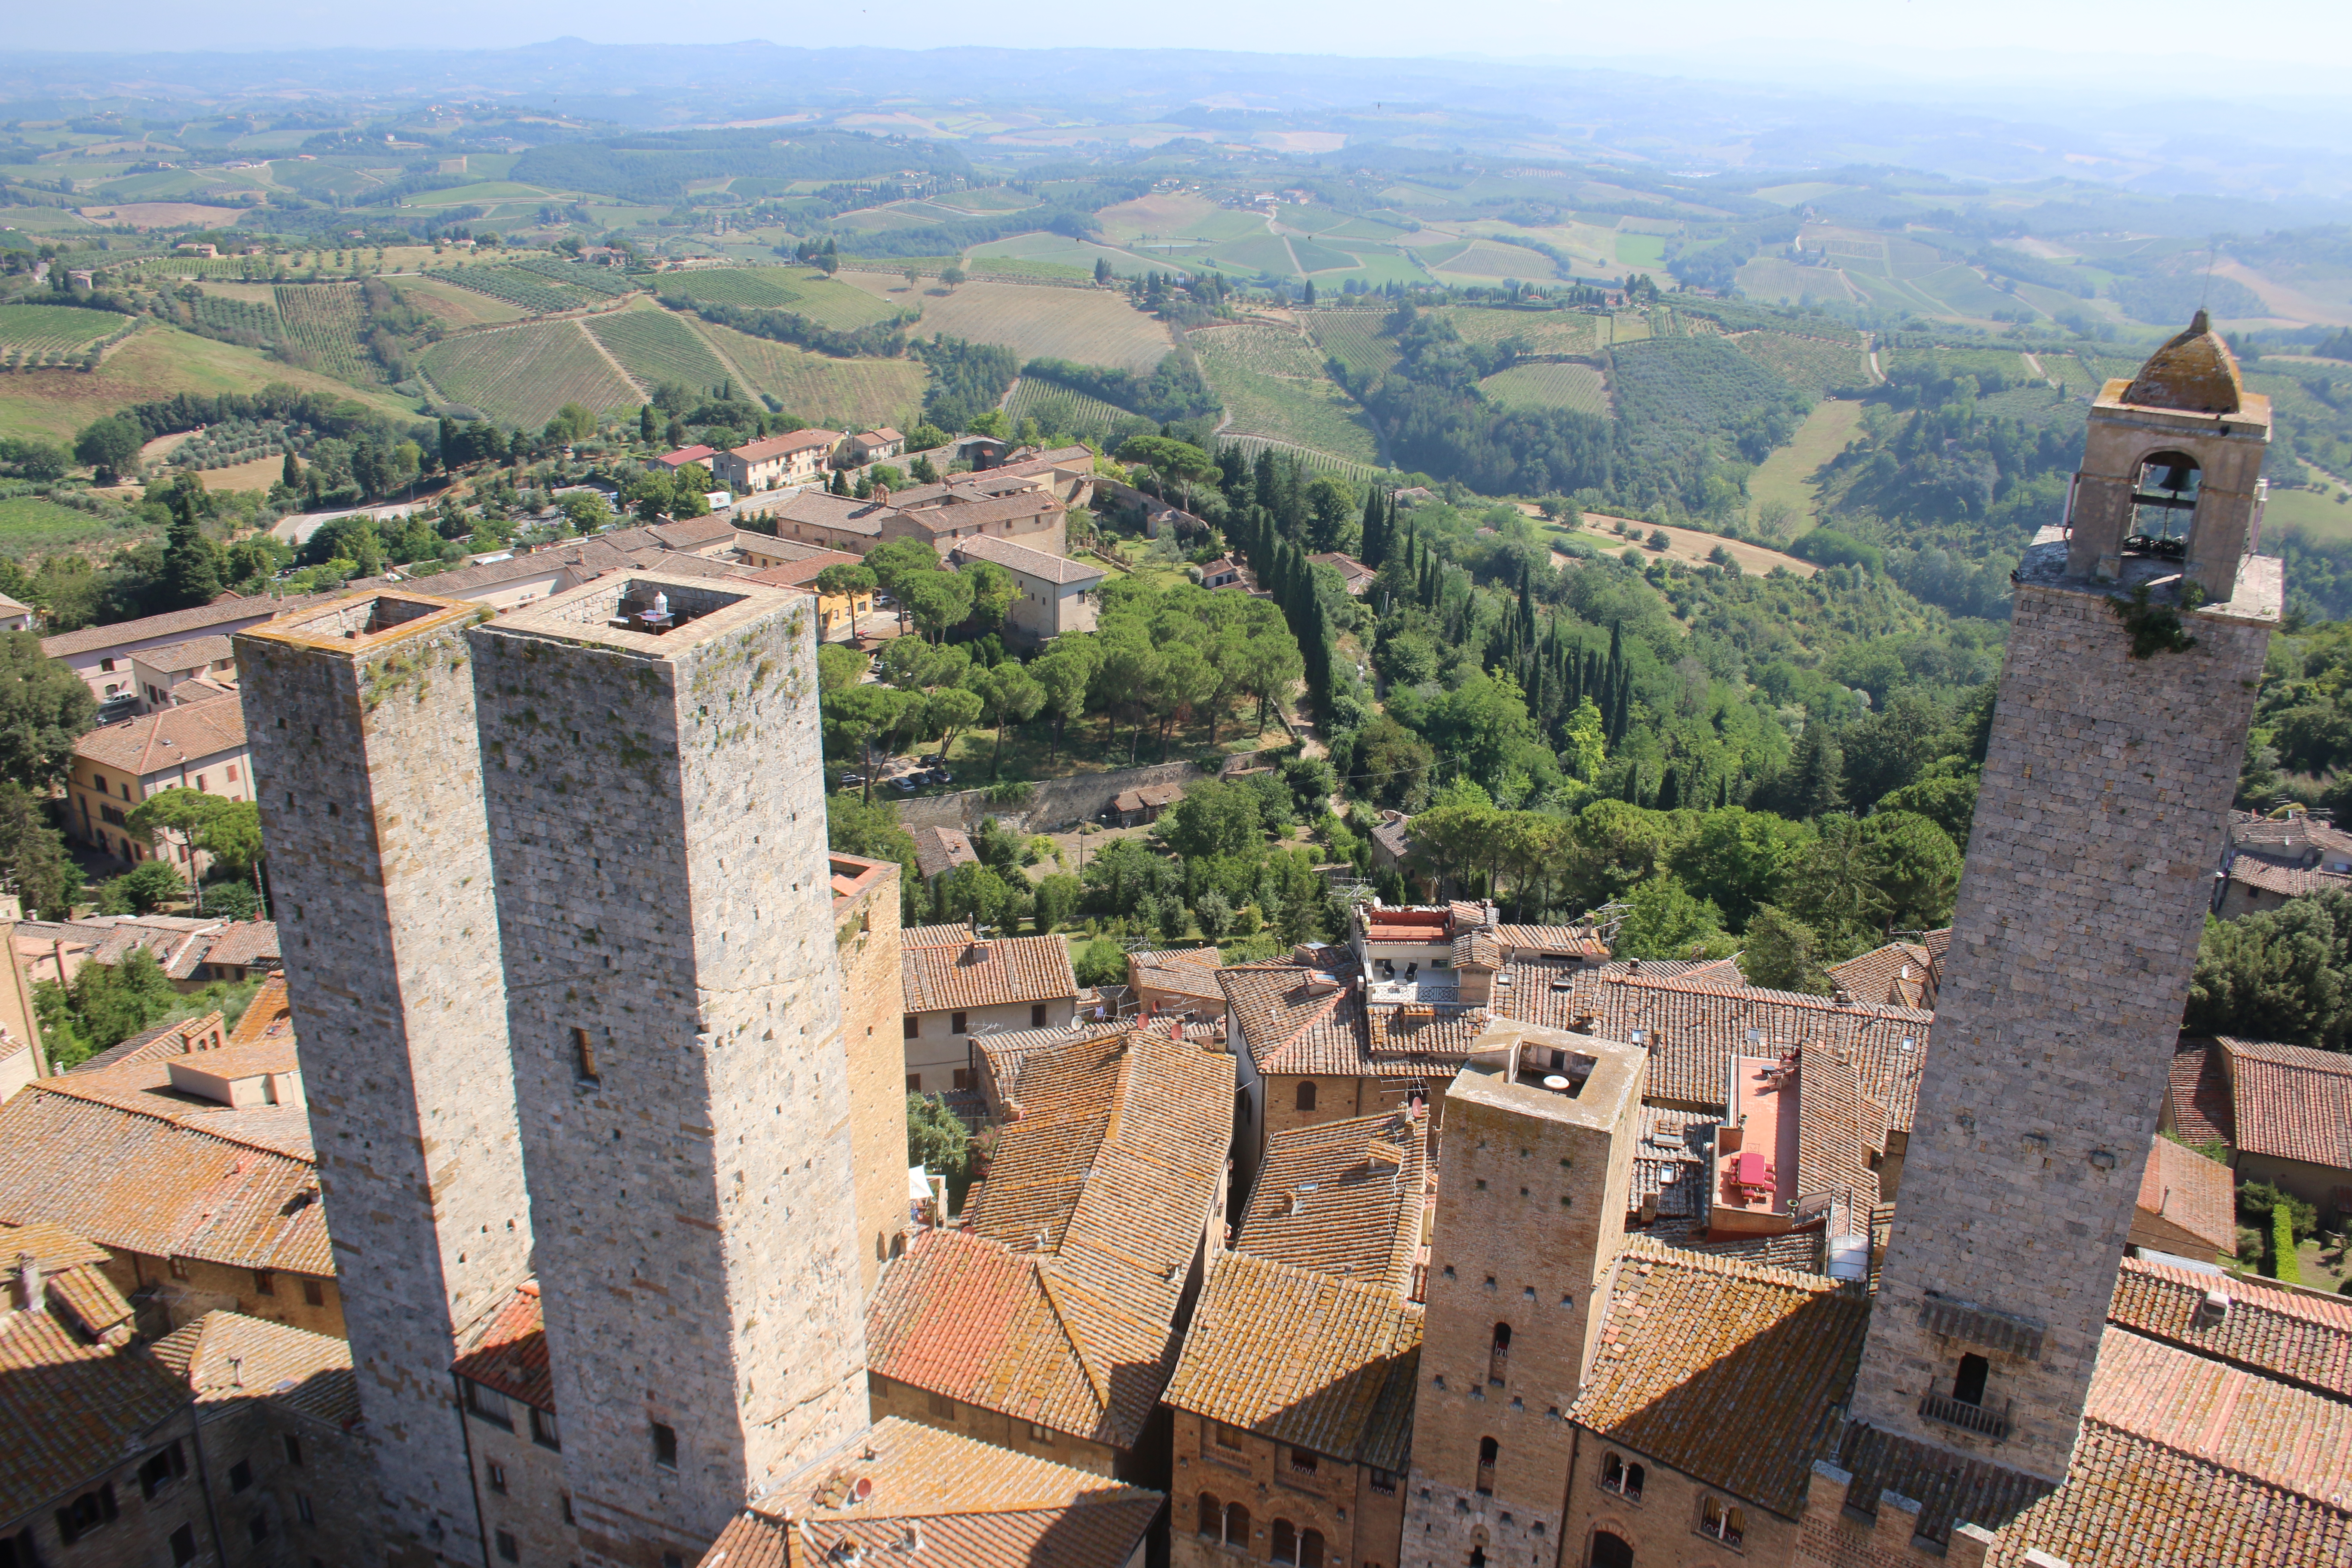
[1034,1266,1114,1414]
[27,1076,318,1168]
[1617,1232,1850,1295]
[1602,972,1932,1020]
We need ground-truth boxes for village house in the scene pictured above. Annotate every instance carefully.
[841,428,905,465]
[948,533,1103,645]
[67,693,252,872]
[451,1281,583,1568]
[863,1026,1235,1480]
[42,594,328,704]
[899,925,1079,1094]
[745,548,875,638]
[14,916,279,995]
[0,592,31,632]
[2165,1034,2352,1208]
[652,443,717,471]
[746,475,1069,557]
[128,634,239,713]
[713,427,844,491]
[1127,947,1230,1023]
[1307,551,1378,595]
[910,826,980,887]
[2128,1133,2237,1262]
[1109,782,1185,826]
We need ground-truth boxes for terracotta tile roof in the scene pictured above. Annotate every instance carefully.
[2166,1038,2236,1147]
[73,692,248,778]
[0,1307,188,1525]
[46,1257,137,1342]
[71,1010,224,1075]
[729,429,841,462]
[903,933,1077,1015]
[903,922,978,949]
[1793,1041,1884,1222]
[1639,1215,1828,1274]
[148,1310,360,1428]
[195,921,280,971]
[35,1051,313,1160]
[1220,962,1485,1079]
[744,549,863,590]
[2231,812,2352,860]
[899,495,1065,533]
[646,512,742,550]
[2220,1037,2352,1170]
[869,1029,1233,1448]
[41,593,319,659]
[1493,923,1608,960]
[1112,783,1184,813]
[1498,961,1930,1127]
[452,1281,553,1413]
[977,1024,1121,1108]
[1130,947,1228,1005]
[0,1219,113,1274]
[703,1417,1163,1568]
[2135,1135,2235,1254]
[1826,940,1936,1008]
[952,534,1102,586]
[1370,816,1413,860]
[0,1069,328,1274]
[2085,1329,2352,1509]
[913,825,978,882]
[761,490,905,538]
[1572,1238,1868,1516]
[2229,859,2352,899]
[1451,929,1502,970]
[132,633,235,673]
[655,444,717,467]
[1236,1111,1424,1292]
[230,972,293,1047]
[2110,1256,2352,1400]
[1163,1253,1420,1469]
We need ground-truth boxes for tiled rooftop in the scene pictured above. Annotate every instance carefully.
[1234,1111,1424,1294]
[2228,858,2352,899]
[1573,1238,1868,1517]
[452,1281,554,1413]
[867,1028,1234,1448]
[150,1310,359,1427]
[41,591,325,658]
[1162,1253,1421,1470]
[2135,1134,2235,1254]
[2165,1038,2236,1148]
[1219,962,1486,1078]
[1825,937,1940,1008]
[73,691,248,776]
[2111,1256,2352,1400]
[2220,1036,2352,1169]
[701,1417,1163,1568]
[0,1305,187,1525]
[903,932,1078,1015]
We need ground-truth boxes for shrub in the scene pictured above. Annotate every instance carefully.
[1789,527,1886,573]
[2273,1203,2302,1283]
[1073,937,1127,988]
[98,860,187,914]
[1647,529,1671,551]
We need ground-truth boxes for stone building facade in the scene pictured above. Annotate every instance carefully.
[1852,415,2281,1480]
[831,852,913,1294]
[1401,1024,1645,1568]
[236,593,534,1568]
[467,573,869,1564]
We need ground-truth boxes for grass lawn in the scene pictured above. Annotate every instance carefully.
[2264,483,2352,546]
[0,325,416,446]
[1746,398,1865,530]
[0,496,135,558]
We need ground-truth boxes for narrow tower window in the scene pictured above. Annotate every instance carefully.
[1475,1436,1498,1496]
[1488,1322,1511,1385]
[1954,1353,1991,1408]
[573,1027,600,1084]
[651,1421,677,1470]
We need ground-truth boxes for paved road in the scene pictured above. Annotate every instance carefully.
[270,499,432,546]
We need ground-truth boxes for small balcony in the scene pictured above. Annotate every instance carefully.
[1919,1390,2011,1441]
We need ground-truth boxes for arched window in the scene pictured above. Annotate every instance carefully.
[1295,1081,1317,1112]
[1599,1452,1643,1501]
[1488,1322,1511,1385]
[1699,1498,1744,1547]
[1272,1519,1298,1565]
[1301,1529,1325,1568]
[2129,450,2202,552]
[1225,1503,1251,1550]
[1197,1494,1222,1539]
[1588,1531,1633,1568]
[1954,1353,1990,1407]
[1475,1436,1498,1496]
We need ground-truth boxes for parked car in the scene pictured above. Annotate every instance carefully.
[919,754,945,767]
[891,775,920,792]
[839,772,867,788]
[928,769,953,785]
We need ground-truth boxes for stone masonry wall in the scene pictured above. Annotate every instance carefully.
[469,579,868,1565]
[1402,1034,1644,1568]
[835,860,911,1296]
[1851,570,2273,1482]
[237,597,533,1567]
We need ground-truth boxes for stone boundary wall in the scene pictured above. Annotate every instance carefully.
[894,759,1208,835]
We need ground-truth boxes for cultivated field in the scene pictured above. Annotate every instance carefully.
[699,325,925,431]
[1735,257,1860,305]
[273,284,378,384]
[0,304,122,361]
[584,309,733,393]
[1731,330,1871,400]
[431,265,603,315]
[1745,398,1866,529]
[781,274,904,331]
[1440,307,1599,357]
[1002,378,1131,440]
[842,276,1173,373]
[1479,362,1610,416]
[1191,323,1381,465]
[1300,310,1402,380]
[969,233,1170,280]
[1427,240,1556,281]
[658,268,806,309]
[1096,194,1266,245]
[392,275,533,328]
[419,321,640,429]
[0,325,416,445]
[0,496,124,558]
[1216,435,1390,486]
[74,202,244,228]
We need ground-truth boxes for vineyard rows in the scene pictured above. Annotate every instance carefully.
[1731,331,1871,401]
[658,268,805,309]
[1191,323,1382,466]
[1610,337,1796,465]
[1439,307,1599,357]
[1215,435,1393,486]
[697,324,925,432]
[583,310,732,395]
[1002,379,1133,440]
[1191,323,1328,380]
[273,285,378,384]
[435,266,604,314]
[1479,362,1611,418]
[0,304,124,364]
[1299,310,1401,380]
[418,321,639,429]
[190,292,282,342]
[507,255,640,298]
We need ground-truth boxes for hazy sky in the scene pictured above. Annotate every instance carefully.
[17,0,2352,83]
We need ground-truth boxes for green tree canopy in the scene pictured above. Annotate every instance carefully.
[0,631,96,791]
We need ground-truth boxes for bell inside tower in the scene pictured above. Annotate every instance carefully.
[2125,450,2201,557]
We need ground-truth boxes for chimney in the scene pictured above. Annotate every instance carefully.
[15,1250,38,1312]
[967,937,992,963]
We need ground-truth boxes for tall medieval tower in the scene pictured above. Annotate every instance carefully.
[237,593,535,1567]
[1850,314,2279,1482]
[1404,1023,1645,1568]
[466,573,869,1567]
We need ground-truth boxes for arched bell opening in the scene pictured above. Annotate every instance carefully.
[2125,450,2202,557]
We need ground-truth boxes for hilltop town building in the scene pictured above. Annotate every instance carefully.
[67,693,252,871]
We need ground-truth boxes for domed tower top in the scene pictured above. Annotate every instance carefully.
[2119,308,2245,415]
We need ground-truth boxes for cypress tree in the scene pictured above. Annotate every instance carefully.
[1657,766,1680,812]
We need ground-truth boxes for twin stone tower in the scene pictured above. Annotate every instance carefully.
[235,313,2279,1568]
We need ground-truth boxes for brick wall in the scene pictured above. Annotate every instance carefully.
[1559,1441,1799,1568]
[239,594,533,1567]
[469,577,868,1563]
[1168,1411,1402,1568]
[461,1398,582,1568]
[1852,555,2275,1483]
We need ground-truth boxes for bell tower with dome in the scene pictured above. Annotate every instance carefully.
[1845,315,2281,1483]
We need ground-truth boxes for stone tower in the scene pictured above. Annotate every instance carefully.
[236,592,533,1567]
[466,573,868,1566]
[1403,1022,1645,1568]
[1850,317,2280,1483]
